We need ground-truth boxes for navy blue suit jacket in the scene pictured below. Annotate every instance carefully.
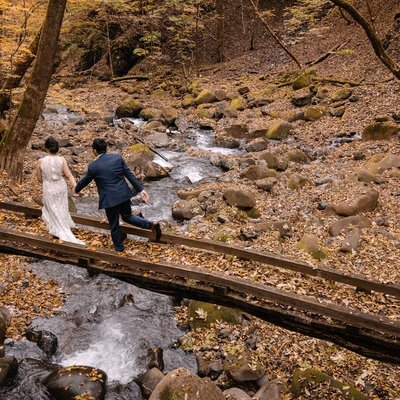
[75,152,144,209]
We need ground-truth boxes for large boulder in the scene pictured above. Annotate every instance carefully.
[223,387,251,399]
[367,153,400,174]
[340,228,361,253]
[230,96,247,111]
[223,188,256,209]
[225,124,249,137]
[149,368,225,400]
[115,99,143,118]
[303,106,326,121]
[139,108,160,121]
[331,88,353,102]
[43,365,107,400]
[127,144,154,169]
[362,122,399,140]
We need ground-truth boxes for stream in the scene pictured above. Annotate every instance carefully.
[0,112,242,399]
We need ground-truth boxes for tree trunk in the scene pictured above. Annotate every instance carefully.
[0,27,42,116]
[329,0,400,80]
[216,0,225,62]
[0,0,67,181]
[248,0,302,68]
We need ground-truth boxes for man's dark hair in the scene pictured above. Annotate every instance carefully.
[92,138,107,154]
[45,137,59,154]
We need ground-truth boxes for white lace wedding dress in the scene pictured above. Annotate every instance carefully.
[41,155,85,245]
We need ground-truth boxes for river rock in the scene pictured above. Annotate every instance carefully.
[266,120,294,140]
[135,367,165,398]
[367,153,400,174]
[215,88,227,101]
[139,108,160,121]
[297,234,328,261]
[172,199,204,220]
[225,352,265,383]
[286,149,310,164]
[223,188,256,209]
[43,365,107,400]
[182,94,195,108]
[245,138,269,153]
[325,189,379,216]
[143,161,169,180]
[194,89,217,105]
[25,329,58,358]
[340,228,361,253]
[291,91,313,107]
[230,96,247,111]
[225,123,249,137]
[258,152,288,171]
[328,215,371,236]
[105,380,143,400]
[145,132,169,147]
[223,387,252,400]
[149,368,225,400]
[177,188,204,200]
[255,177,278,191]
[148,346,165,371]
[292,74,309,90]
[160,107,178,126]
[287,175,313,190]
[143,120,165,132]
[253,382,281,400]
[115,99,143,118]
[362,122,399,140]
[356,169,383,184]
[331,88,353,102]
[127,144,154,168]
[303,106,326,121]
[0,356,18,387]
[240,165,278,181]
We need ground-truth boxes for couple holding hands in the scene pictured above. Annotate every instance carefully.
[36,137,161,252]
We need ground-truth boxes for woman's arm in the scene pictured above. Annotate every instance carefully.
[61,157,77,189]
[36,159,43,183]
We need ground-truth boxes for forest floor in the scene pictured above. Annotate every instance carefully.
[1,0,400,398]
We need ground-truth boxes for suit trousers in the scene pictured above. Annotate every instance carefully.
[105,200,152,251]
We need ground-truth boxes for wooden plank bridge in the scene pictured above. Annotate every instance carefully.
[0,200,399,364]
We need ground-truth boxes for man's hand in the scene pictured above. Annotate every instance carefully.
[140,190,149,203]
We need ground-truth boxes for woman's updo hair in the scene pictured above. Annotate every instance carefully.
[45,137,59,154]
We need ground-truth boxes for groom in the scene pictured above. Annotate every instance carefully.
[75,138,161,252]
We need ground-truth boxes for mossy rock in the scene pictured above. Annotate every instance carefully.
[128,143,153,157]
[194,89,217,105]
[214,229,234,242]
[115,98,143,118]
[244,207,261,219]
[297,234,328,261]
[331,88,353,102]
[303,106,326,121]
[362,122,399,140]
[182,94,195,108]
[292,368,367,399]
[188,300,241,329]
[230,96,247,111]
[287,175,312,190]
[266,120,294,140]
[194,106,215,119]
[139,108,160,121]
[292,74,310,90]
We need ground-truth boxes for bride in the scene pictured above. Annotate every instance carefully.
[36,137,85,245]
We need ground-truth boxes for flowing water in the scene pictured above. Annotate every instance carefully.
[0,113,240,398]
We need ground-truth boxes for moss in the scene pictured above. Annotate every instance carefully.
[362,122,399,140]
[244,207,261,219]
[292,74,309,90]
[188,300,241,329]
[128,143,153,156]
[230,96,246,111]
[292,368,367,399]
[214,230,232,242]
